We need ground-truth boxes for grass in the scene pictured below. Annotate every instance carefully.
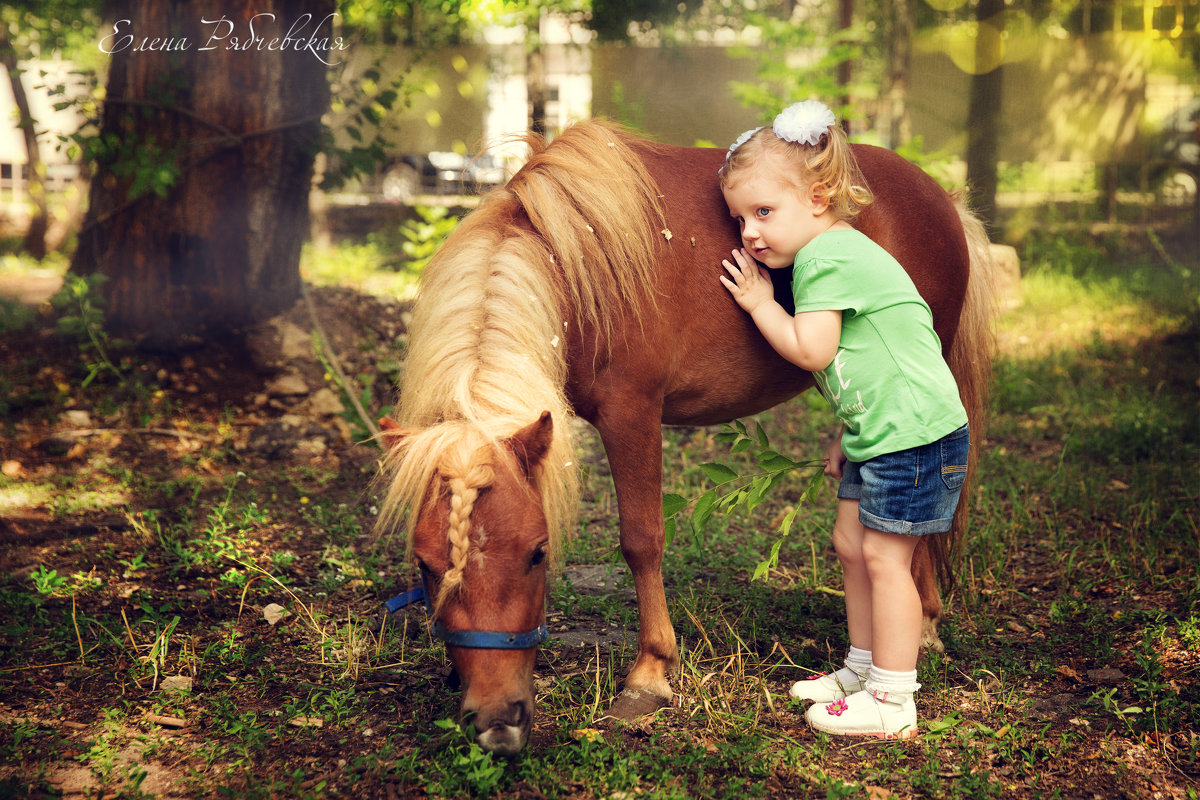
[0,225,1197,798]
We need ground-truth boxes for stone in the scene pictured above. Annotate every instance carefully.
[265,373,309,397]
[305,387,344,417]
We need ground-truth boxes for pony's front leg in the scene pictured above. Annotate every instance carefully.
[594,411,679,719]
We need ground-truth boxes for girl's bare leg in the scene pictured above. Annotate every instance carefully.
[831,498,872,650]
[861,528,922,671]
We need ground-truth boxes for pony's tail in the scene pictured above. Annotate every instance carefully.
[934,195,998,592]
[505,121,668,346]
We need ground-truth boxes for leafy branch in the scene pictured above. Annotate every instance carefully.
[663,420,825,582]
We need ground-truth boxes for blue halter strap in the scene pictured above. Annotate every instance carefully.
[384,585,550,650]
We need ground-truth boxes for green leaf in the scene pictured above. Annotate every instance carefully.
[664,517,676,547]
[662,493,688,518]
[758,452,799,471]
[692,490,718,533]
[755,423,770,448]
[700,462,739,484]
[777,506,798,537]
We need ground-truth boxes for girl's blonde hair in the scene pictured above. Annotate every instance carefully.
[718,123,874,220]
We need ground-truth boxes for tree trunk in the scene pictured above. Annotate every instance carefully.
[836,0,854,127]
[526,10,548,137]
[880,0,914,149]
[0,22,48,260]
[966,0,1005,232]
[71,0,334,349]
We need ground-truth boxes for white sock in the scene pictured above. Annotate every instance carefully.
[866,664,921,699]
[844,646,872,678]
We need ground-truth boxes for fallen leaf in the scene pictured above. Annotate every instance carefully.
[571,728,602,743]
[866,786,894,799]
[289,716,323,728]
[1056,665,1083,682]
[160,675,192,693]
[263,603,288,626]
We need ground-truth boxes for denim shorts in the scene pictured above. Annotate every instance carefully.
[837,424,970,536]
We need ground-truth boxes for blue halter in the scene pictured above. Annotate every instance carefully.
[384,585,550,650]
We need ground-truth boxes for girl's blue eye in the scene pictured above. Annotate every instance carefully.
[756,207,771,218]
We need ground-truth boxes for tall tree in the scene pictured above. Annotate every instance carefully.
[879,0,914,148]
[965,0,1004,231]
[71,0,336,348]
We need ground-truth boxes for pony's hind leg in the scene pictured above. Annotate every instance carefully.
[912,539,944,653]
[592,406,679,720]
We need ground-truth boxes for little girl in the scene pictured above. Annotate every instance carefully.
[717,101,969,739]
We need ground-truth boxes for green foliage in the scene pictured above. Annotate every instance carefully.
[49,273,126,387]
[727,13,871,123]
[400,205,460,272]
[663,419,824,582]
[428,719,506,796]
[322,64,412,192]
[29,565,67,596]
[0,296,33,335]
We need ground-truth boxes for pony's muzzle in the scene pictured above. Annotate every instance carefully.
[462,697,531,756]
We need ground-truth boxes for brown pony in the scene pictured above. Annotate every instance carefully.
[377,120,994,755]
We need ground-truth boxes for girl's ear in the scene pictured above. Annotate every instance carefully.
[807,182,832,214]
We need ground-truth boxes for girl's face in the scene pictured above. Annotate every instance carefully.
[722,160,833,270]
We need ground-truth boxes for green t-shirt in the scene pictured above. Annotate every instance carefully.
[792,229,968,462]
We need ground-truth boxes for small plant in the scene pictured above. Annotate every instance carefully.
[663,419,824,581]
[29,565,68,596]
[429,718,506,796]
[50,273,127,388]
[400,205,459,273]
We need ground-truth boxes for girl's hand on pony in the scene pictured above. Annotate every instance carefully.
[720,248,775,314]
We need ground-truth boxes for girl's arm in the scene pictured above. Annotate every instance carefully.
[720,248,841,371]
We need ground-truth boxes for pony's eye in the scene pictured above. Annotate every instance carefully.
[530,547,547,568]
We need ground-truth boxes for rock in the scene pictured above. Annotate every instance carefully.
[305,387,344,417]
[265,373,309,397]
[1086,667,1126,685]
[62,410,92,428]
[247,417,338,460]
[245,318,314,372]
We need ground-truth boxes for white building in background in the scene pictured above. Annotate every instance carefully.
[481,13,593,166]
[0,60,88,203]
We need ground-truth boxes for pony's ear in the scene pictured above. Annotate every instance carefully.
[508,411,554,478]
[377,417,408,452]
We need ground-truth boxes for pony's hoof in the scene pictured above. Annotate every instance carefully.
[920,617,945,654]
[596,688,670,727]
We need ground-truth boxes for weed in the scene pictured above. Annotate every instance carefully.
[427,718,506,796]
[400,205,460,272]
[663,419,825,582]
[49,273,128,388]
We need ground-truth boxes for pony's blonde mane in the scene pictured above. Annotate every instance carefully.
[377,121,666,600]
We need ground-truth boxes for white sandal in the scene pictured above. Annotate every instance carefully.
[788,668,865,703]
[805,689,919,739]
